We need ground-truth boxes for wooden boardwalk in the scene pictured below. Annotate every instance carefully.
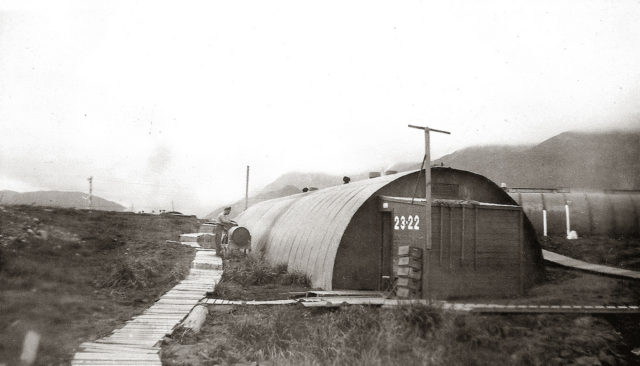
[72,243,222,366]
[201,296,640,314]
[297,297,640,313]
[202,298,297,305]
[543,249,640,280]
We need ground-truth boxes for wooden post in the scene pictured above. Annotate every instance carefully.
[439,205,443,266]
[424,130,431,252]
[408,125,450,301]
[87,176,93,210]
[449,207,453,270]
[565,203,571,238]
[181,304,209,333]
[461,206,465,264]
[473,207,478,271]
[19,331,40,366]
[424,128,432,301]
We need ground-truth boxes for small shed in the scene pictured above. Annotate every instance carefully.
[236,167,544,299]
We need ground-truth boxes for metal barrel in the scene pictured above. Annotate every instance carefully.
[228,226,251,247]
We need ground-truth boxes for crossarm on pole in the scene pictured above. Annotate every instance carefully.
[408,124,451,135]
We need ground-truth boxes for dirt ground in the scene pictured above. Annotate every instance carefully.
[0,205,198,366]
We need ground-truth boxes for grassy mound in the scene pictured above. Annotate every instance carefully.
[220,254,309,287]
[211,254,310,300]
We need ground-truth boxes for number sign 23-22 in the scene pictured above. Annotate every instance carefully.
[394,215,420,230]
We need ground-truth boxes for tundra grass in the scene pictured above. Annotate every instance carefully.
[211,254,311,301]
[163,239,640,365]
[0,205,198,365]
[162,304,630,366]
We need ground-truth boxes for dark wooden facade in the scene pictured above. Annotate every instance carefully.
[379,197,525,298]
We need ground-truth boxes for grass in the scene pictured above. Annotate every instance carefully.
[161,235,640,365]
[162,304,629,366]
[220,254,310,287]
[0,205,198,365]
[211,254,310,300]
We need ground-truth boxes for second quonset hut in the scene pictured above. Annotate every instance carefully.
[235,167,544,299]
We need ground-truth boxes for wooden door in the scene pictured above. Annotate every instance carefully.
[380,212,394,290]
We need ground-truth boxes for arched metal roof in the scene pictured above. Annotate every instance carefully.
[236,167,544,290]
[510,191,640,236]
[235,171,416,289]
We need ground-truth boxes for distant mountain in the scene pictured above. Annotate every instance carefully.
[0,190,125,211]
[205,130,640,218]
[260,171,368,193]
[206,172,371,219]
[205,185,302,220]
[432,131,640,190]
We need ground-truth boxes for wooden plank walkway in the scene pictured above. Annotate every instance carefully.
[305,290,383,298]
[202,296,640,314]
[202,298,297,305]
[543,249,640,280]
[295,297,640,313]
[72,240,222,366]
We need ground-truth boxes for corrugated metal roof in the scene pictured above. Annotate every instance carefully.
[235,171,416,289]
[510,191,640,236]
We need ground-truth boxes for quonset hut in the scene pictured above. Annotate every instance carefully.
[508,190,640,237]
[236,167,544,299]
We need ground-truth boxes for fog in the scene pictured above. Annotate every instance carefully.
[1,1,639,215]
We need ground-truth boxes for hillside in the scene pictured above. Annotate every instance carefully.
[261,172,345,193]
[206,130,640,218]
[432,131,640,189]
[205,185,302,219]
[0,190,125,211]
[206,173,371,219]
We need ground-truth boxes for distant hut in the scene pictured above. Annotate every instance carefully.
[509,189,640,237]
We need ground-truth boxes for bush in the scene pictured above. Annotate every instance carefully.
[397,304,443,338]
[221,255,310,287]
[95,257,162,289]
[211,281,244,299]
[219,305,446,365]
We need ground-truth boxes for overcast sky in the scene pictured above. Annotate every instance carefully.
[1,0,639,216]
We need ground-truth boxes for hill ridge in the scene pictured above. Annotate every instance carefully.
[205,130,640,218]
[0,190,125,211]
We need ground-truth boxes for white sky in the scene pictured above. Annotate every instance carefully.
[1,0,639,216]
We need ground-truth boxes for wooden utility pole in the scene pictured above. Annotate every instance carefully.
[408,125,450,301]
[87,176,93,210]
[245,165,250,211]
